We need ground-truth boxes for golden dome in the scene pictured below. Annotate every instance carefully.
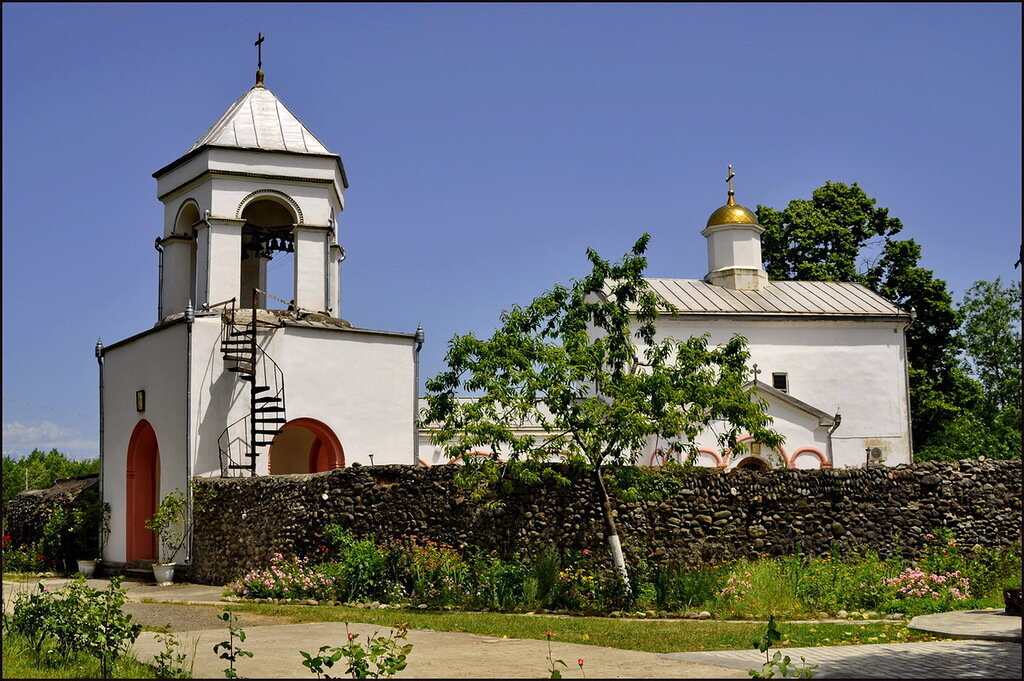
[706,202,758,227]
[706,165,759,227]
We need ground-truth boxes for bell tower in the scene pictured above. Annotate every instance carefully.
[152,65,348,318]
[100,47,421,567]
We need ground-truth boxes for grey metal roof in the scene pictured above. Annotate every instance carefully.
[640,279,909,318]
[190,86,332,155]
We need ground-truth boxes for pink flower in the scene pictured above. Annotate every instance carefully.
[348,632,356,640]
[578,659,584,666]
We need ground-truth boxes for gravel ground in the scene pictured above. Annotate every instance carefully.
[122,601,291,633]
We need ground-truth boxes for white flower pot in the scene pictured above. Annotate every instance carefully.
[76,559,98,578]
[153,563,175,586]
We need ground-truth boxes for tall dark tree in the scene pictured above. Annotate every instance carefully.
[757,182,971,455]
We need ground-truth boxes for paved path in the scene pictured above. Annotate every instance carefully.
[4,577,1022,678]
[910,609,1022,642]
[666,640,1022,679]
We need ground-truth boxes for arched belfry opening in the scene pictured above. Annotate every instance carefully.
[239,197,298,309]
[172,200,200,306]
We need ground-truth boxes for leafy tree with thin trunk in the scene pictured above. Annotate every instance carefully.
[422,235,780,591]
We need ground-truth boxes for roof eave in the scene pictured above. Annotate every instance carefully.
[647,310,912,324]
[153,144,349,188]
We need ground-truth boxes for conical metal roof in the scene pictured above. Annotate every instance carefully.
[189,83,332,155]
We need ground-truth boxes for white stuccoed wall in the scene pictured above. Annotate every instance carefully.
[102,315,418,562]
[101,324,189,563]
[651,317,911,468]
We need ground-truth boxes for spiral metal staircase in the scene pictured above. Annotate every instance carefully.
[217,292,287,476]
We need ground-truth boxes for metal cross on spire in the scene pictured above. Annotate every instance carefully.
[726,164,736,205]
[255,33,265,70]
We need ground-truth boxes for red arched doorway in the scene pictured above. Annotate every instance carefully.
[125,420,160,562]
[268,418,344,474]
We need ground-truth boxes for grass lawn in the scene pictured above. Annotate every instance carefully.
[1,631,157,679]
[221,602,943,654]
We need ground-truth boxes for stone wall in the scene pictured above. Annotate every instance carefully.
[191,460,1021,585]
[4,475,101,571]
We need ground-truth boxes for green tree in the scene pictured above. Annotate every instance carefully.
[757,182,971,456]
[960,278,1022,416]
[422,235,780,590]
[2,449,99,510]
[917,277,1023,461]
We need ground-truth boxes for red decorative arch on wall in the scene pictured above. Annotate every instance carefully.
[446,451,506,465]
[648,447,723,467]
[788,447,831,469]
[125,420,160,562]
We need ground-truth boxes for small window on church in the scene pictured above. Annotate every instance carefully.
[772,372,788,393]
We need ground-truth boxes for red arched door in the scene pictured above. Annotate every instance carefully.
[126,420,160,562]
[269,418,344,474]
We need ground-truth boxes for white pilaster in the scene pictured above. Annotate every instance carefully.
[160,235,194,317]
[293,226,330,312]
[202,217,244,306]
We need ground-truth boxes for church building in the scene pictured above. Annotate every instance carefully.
[98,56,912,568]
[418,168,914,471]
[639,168,913,470]
[98,66,422,566]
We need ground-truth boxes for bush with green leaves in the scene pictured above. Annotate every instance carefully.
[214,611,253,679]
[652,562,726,611]
[787,548,902,614]
[10,576,140,678]
[469,549,531,611]
[398,537,472,606]
[146,488,189,565]
[152,631,195,679]
[321,526,396,602]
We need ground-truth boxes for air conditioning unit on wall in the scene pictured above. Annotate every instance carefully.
[865,446,886,467]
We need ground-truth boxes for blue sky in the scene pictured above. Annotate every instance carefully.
[2,3,1020,460]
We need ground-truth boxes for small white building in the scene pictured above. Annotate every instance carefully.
[99,69,421,566]
[419,171,914,471]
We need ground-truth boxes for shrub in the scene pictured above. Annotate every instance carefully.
[880,567,973,614]
[712,558,803,619]
[400,537,472,606]
[657,563,726,611]
[10,577,140,678]
[469,550,530,611]
[531,547,563,609]
[789,549,902,613]
[225,553,336,600]
[322,528,395,603]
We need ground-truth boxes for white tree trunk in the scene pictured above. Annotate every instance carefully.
[594,466,631,595]
[607,532,630,589]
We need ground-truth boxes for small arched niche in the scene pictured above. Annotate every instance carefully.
[239,196,298,309]
[734,456,771,471]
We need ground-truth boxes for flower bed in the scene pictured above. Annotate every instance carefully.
[220,526,1021,620]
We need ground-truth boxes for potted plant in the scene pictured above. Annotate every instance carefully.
[145,488,189,586]
[75,498,111,578]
